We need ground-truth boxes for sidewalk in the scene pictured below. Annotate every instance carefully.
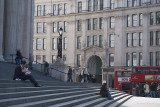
[120,96,160,107]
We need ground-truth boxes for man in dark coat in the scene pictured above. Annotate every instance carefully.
[100,83,113,100]
[13,60,41,87]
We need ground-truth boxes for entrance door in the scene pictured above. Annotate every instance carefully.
[87,55,102,83]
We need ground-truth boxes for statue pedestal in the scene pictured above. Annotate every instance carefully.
[50,58,68,82]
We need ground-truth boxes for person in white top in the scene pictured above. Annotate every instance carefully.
[144,82,149,97]
[83,68,88,83]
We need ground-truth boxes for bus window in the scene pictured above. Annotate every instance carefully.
[132,68,138,74]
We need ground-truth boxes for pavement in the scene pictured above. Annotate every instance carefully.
[120,96,160,107]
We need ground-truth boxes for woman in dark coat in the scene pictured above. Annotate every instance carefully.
[100,83,113,100]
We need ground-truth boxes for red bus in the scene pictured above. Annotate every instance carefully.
[131,66,160,96]
[114,70,131,94]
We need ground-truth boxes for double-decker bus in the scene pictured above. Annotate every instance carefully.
[131,66,160,96]
[114,70,131,94]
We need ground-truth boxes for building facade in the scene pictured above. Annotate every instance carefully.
[34,0,160,85]
[0,0,34,62]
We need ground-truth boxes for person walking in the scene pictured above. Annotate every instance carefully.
[144,82,149,97]
[100,83,113,100]
[150,82,156,97]
[28,53,33,70]
[83,68,88,83]
[15,50,21,64]
[44,61,49,76]
[13,60,41,87]
[67,66,73,82]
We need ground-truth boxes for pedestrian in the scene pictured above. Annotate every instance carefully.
[28,53,33,70]
[150,82,156,97]
[87,72,92,83]
[83,68,88,83]
[15,50,21,64]
[13,60,41,87]
[44,60,49,76]
[157,83,160,98]
[78,68,83,83]
[67,66,73,82]
[100,83,113,100]
[144,82,149,97]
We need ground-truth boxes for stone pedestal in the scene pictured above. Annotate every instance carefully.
[50,58,68,82]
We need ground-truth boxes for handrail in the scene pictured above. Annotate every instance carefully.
[50,67,67,74]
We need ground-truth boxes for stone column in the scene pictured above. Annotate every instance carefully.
[0,0,4,61]
[4,0,18,61]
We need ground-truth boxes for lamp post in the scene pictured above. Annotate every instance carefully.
[58,27,63,58]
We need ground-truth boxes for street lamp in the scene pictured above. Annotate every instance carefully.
[58,27,63,58]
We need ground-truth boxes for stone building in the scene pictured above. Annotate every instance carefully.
[34,0,160,86]
[0,0,34,62]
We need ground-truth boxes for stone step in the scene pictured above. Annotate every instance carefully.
[0,89,98,106]
[7,91,98,107]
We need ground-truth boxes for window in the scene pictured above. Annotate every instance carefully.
[88,0,92,12]
[156,12,160,24]
[42,55,46,62]
[37,5,42,16]
[93,35,97,46]
[53,22,56,33]
[77,20,81,31]
[109,34,114,47]
[43,5,47,16]
[126,53,130,66]
[139,52,143,66]
[150,31,153,46]
[36,39,41,50]
[132,52,137,66]
[77,54,81,67]
[127,0,131,7]
[139,32,143,46]
[109,53,114,66]
[43,22,47,33]
[132,14,137,26]
[33,39,35,50]
[132,33,137,46]
[87,36,91,47]
[110,0,115,9]
[100,0,103,10]
[52,55,56,63]
[52,38,56,50]
[127,15,131,27]
[63,55,66,64]
[157,0,160,4]
[58,4,62,15]
[139,0,143,6]
[156,31,160,45]
[127,33,131,47]
[150,12,154,25]
[77,37,81,49]
[110,17,115,28]
[64,3,67,14]
[36,55,41,63]
[93,18,97,30]
[99,17,103,29]
[150,52,153,66]
[156,52,160,66]
[87,19,91,30]
[57,38,59,49]
[99,35,103,48]
[93,0,98,11]
[63,37,67,50]
[37,22,42,33]
[64,21,67,32]
[53,4,56,15]
[132,0,137,7]
[78,2,82,13]
[57,21,62,32]
[139,13,143,26]
[43,38,46,50]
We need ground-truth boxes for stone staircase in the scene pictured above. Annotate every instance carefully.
[0,79,132,107]
[0,62,132,107]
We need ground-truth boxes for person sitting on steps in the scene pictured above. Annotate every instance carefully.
[13,60,41,87]
[100,83,113,100]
